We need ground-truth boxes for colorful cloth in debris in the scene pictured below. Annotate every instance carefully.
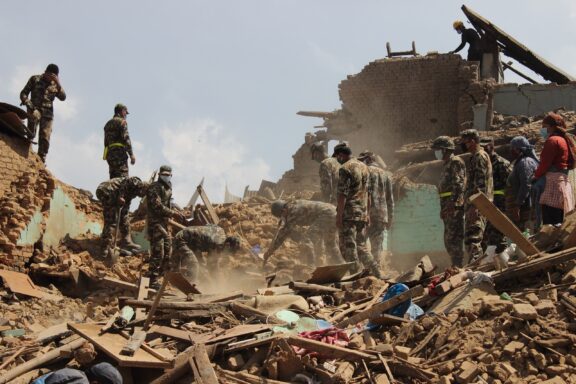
[293,328,350,357]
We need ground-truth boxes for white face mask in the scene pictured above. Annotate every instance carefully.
[434,150,444,160]
[159,175,172,184]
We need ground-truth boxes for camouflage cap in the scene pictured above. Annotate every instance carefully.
[358,150,375,162]
[460,129,480,141]
[271,200,287,217]
[431,136,455,150]
[114,103,129,114]
[479,136,494,146]
[159,165,172,175]
[207,225,226,245]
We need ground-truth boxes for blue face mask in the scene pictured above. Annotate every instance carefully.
[540,128,549,139]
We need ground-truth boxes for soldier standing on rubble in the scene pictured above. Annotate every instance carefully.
[96,176,148,259]
[171,225,241,282]
[263,200,341,266]
[358,151,394,265]
[103,104,136,179]
[19,64,66,163]
[481,137,512,257]
[460,129,493,263]
[449,21,482,62]
[311,142,344,204]
[335,145,381,278]
[146,165,184,289]
[432,136,466,267]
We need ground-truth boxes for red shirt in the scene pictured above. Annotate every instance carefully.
[535,134,569,178]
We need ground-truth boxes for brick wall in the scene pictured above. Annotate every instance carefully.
[336,54,481,162]
[0,131,35,198]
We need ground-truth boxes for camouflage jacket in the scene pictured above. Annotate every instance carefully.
[490,153,512,193]
[20,74,66,119]
[319,157,340,203]
[465,148,493,205]
[367,164,394,224]
[438,155,466,209]
[104,114,133,157]
[95,177,140,207]
[337,158,370,222]
[269,200,336,254]
[174,225,226,252]
[146,180,173,223]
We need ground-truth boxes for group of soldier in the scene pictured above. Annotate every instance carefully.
[433,129,512,267]
[263,142,395,279]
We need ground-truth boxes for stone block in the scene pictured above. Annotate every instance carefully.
[394,345,411,360]
[513,303,538,320]
[456,361,479,384]
[535,300,555,316]
[503,340,525,355]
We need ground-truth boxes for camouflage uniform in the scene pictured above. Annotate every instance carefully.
[337,158,380,277]
[103,113,133,179]
[319,157,341,204]
[464,148,494,261]
[366,164,394,264]
[484,153,512,253]
[171,225,226,282]
[19,73,66,162]
[146,177,175,287]
[438,155,467,267]
[96,177,142,256]
[268,200,341,266]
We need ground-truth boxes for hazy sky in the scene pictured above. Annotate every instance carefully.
[1,0,575,204]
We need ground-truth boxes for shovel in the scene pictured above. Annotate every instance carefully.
[107,207,123,264]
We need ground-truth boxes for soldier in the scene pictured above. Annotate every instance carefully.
[263,199,341,266]
[171,225,240,282]
[96,176,148,259]
[103,104,136,179]
[311,142,344,204]
[358,151,394,264]
[460,129,493,263]
[335,145,381,278]
[19,64,66,163]
[432,136,466,267]
[146,165,183,289]
[480,137,512,256]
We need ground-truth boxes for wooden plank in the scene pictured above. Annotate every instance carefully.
[143,277,169,331]
[98,276,139,292]
[336,285,424,328]
[469,192,539,256]
[121,328,147,356]
[198,185,220,224]
[0,346,26,370]
[224,335,280,354]
[135,277,150,321]
[68,323,171,369]
[286,335,375,361]
[0,270,44,298]
[205,324,274,344]
[188,344,219,384]
[307,263,355,284]
[229,302,285,325]
[257,286,295,295]
[149,325,211,344]
[166,272,201,295]
[288,281,342,293]
[122,299,227,311]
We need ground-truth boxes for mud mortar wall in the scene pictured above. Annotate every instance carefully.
[0,132,34,197]
[337,54,480,161]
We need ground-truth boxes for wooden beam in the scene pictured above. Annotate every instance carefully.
[122,299,227,311]
[288,281,342,293]
[143,277,169,331]
[229,302,285,325]
[286,335,375,361]
[336,285,424,328]
[469,192,539,256]
[197,185,219,224]
[188,344,219,384]
[135,277,150,321]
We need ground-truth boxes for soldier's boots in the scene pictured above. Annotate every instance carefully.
[121,234,142,253]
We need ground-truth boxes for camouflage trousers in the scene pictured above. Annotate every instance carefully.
[147,222,172,288]
[442,209,465,267]
[339,220,381,278]
[483,196,507,253]
[304,215,342,266]
[170,238,200,283]
[101,204,130,254]
[27,112,53,162]
[106,148,129,179]
[367,221,386,264]
[465,212,486,263]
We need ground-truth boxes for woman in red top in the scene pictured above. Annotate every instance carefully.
[535,113,575,225]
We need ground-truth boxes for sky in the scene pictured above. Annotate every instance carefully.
[1,0,576,205]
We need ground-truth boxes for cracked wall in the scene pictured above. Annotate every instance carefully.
[493,83,576,116]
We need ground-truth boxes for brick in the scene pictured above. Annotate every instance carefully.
[394,345,411,360]
[503,340,525,355]
[535,300,555,316]
[456,361,479,383]
[513,303,538,320]
[540,377,567,384]
[525,292,540,305]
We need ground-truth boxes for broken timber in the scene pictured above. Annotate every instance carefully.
[470,192,539,256]
[336,285,424,328]
[188,344,219,384]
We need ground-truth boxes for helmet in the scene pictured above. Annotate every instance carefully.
[271,200,287,217]
[453,20,464,30]
[460,129,480,142]
[431,136,455,150]
[479,136,494,147]
[114,103,129,114]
